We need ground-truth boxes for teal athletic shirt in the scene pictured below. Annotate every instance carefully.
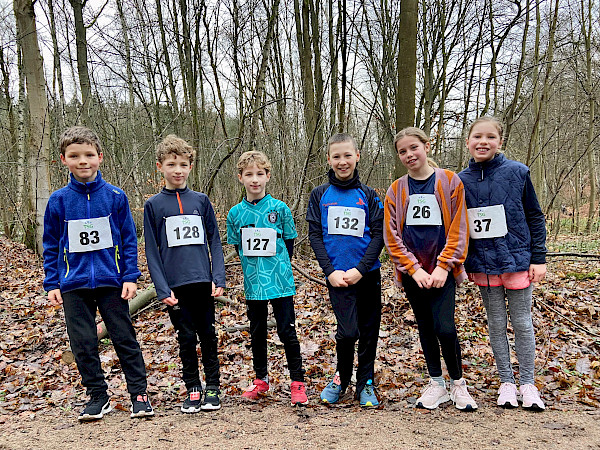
[226,194,297,300]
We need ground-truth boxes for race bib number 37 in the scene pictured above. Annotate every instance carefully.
[241,227,277,256]
[68,216,113,253]
[327,206,366,237]
[467,205,508,239]
[165,215,205,247]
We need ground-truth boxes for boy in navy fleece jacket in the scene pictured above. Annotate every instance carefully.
[144,135,226,413]
[43,126,153,421]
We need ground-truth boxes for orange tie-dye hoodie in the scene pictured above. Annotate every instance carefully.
[384,168,469,287]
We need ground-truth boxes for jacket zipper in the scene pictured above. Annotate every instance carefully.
[114,245,120,273]
[87,190,96,289]
[63,248,70,278]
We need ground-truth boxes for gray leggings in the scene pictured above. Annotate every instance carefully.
[480,284,535,385]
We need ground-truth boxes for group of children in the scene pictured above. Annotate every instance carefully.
[42,117,547,422]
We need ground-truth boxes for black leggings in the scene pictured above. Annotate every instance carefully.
[402,273,462,380]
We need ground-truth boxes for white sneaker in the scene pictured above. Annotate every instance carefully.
[449,378,478,411]
[520,384,545,411]
[497,382,518,408]
[416,379,450,410]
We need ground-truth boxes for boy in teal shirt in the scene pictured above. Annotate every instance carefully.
[226,151,308,405]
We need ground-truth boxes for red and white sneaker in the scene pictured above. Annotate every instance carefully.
[290,381,308,406]
[241,379,269,400]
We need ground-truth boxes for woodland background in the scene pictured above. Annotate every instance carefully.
[1,0,600,431]
[0,0,599,251]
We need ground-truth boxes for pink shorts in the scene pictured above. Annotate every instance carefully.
[468,271,530,289]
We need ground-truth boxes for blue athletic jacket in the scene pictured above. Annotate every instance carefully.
[43,171,141,293]
[458,153,547,274]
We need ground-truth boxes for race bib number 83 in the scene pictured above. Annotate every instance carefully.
[68,216,113,253]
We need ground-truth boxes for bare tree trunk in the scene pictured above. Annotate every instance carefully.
[583,0,596,232]
[156,0,180,133]
[14,0,51,253]
[48,0,65,126]
[395,0,417,177]
[69,0,92,124]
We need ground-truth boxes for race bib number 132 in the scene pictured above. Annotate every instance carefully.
[327,206,366,237]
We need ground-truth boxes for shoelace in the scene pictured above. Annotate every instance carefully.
[363,385,374,396]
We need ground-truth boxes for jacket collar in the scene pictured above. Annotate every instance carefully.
[162,186,190,195]
[68,171,106,193]
[468,152,505,171]
[328,168,362,190]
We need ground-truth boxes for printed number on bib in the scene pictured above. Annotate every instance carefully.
[467,205,508,239]
[241,228,277,256]
[327,206,365,237]
[405,194,442,226]
[165,215,205,247]
[68,216,113,253]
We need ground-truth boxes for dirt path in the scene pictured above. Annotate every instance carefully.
[2,398,599,449]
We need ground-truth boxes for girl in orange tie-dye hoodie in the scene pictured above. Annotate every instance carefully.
[384,127,476,412]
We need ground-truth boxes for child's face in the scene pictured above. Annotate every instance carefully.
[466,122,503,163]
[327,141,359,181]
[60,142,103,183]
[396,135,430,176]
[157,154,192,190]
[238,163,271,201]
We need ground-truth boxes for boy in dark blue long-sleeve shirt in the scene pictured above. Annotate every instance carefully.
[144,135,226,413]
[43,126,153,421]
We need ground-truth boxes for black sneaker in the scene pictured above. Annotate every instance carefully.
[201,387,221,411]
[79,394,112,422]
[130,393,154,418]
[181,386,203,413]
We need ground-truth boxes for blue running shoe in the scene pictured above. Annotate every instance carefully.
[359,379,379,408]
[320,373,342,404]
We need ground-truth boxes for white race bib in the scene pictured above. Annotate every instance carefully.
[467,205,508,239]
[405,194,442,226]
[165,215,205,247]
[327,206,366,237]
[68,216,113,253]
[241,227,277,256]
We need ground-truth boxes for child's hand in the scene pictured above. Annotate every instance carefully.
[162,290,178,306]
[212,282,224,297]
[328,270,348,288]
[528,264,547,283]
[343,268,363,286]
[430,266,449,288]
[121,282,137,300]
[48,289,63,306]
[412,268,432,289]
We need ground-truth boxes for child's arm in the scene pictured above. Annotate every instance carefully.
[345,186,384,285]
[143,201,175,303]
[204,199,226,293]
[523,173,547,282]
[116,193,141,298]
[306,189,347,287]
[434,174,469,286]
[42,200,63,305]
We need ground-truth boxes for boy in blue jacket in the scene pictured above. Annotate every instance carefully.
[144,135,226,413]
[43,126,153,421]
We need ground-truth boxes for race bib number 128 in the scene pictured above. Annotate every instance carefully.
[165,215,205,247]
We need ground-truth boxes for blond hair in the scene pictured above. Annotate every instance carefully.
[156,135,196,164]
[467,116,505,140]
[237,151,272,174]
[59,126,102,156]
[327,133,358,154]
[394,127,438,168]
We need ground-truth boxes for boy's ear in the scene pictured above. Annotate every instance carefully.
[98,152,103,163]
[156,161,163,172]
[237,173,243,183]
[59,154,66,166]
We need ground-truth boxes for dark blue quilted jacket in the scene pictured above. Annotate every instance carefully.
[459,154,546,274]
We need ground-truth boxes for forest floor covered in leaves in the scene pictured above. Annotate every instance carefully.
[1,234,600,449]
